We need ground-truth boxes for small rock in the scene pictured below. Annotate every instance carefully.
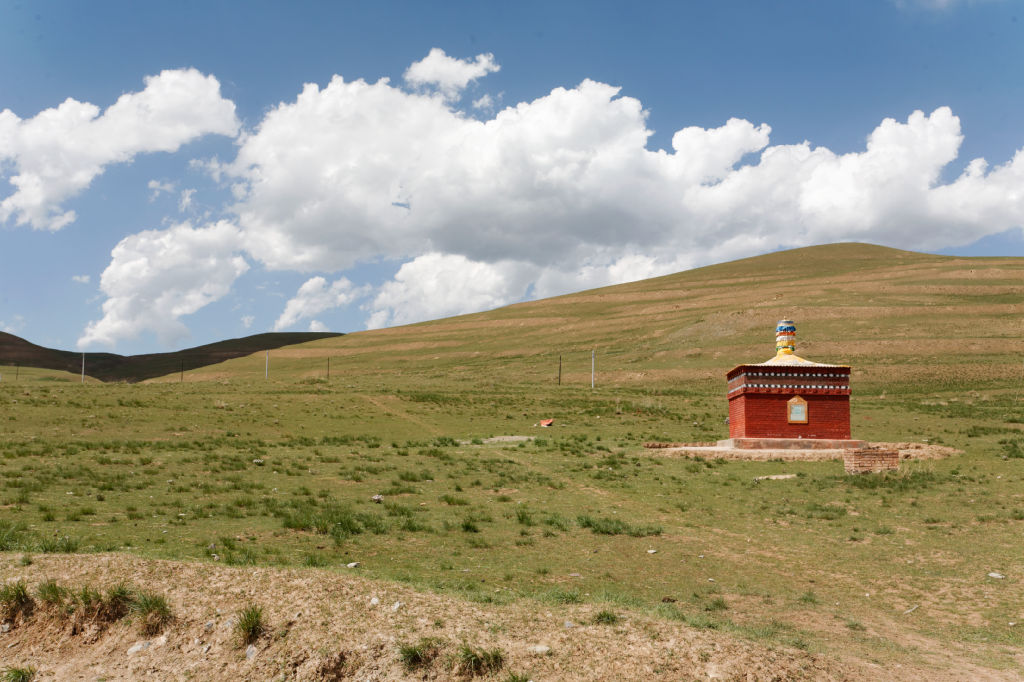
[204,620,215,632]
[563,620,575,629]
[707,578,715,582]
[127,641,151,655]
[1009,622,1016,627]
[988,572,1006,579]
[246,644,257,661]
[369,597,380,607]
[0,623,9,633]
[529,644,551,655]
[392,601,402,612]
[202,644,211,654]
[371,494,384,503]
[647,549,657,554]
[568,572,582,578]
[347,562,360,568]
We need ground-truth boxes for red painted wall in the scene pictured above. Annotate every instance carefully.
[729,393,850,439]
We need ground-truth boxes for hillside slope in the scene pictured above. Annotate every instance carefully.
[0,332,343,382]
[196,242,1024,396]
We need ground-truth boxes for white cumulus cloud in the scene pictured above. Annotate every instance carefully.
[366,253,534,329]
[71,274,91,284]
[0,69,239,231]
[273,276,364,331]
[216,61,1024,331]
[308,319,328,332]
[404,48,500,99]
[80,52,1024,344]
[77,221,248,348]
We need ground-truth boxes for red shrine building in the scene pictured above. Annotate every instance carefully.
[724,320,860,447]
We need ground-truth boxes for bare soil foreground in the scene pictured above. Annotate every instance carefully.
[1,554,1015,681]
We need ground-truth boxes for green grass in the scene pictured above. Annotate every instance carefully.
[454,644,504,676]
[235,603,265,645]
[130,591,172,635]
[2,244,1024,675]
[2,667,36,682]
[398,637,443,670]
[0,580,33,620]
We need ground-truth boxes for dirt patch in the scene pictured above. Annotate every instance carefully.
[481,435,535,443]
[0,553,878,681]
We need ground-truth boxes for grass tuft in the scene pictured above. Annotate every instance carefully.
[0,580,33,621]
[454,644,505,676]
[398,637,443,670]
[130,590,172,635]
[2,667,37,682]
[235,603,266,645]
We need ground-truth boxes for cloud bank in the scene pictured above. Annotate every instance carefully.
[63,50,1024,346]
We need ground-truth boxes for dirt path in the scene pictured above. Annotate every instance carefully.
[357,394,443,436]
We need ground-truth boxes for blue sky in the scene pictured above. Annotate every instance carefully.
[1,0,1022,354]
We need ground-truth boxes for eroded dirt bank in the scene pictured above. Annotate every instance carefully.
[0,553,1007,681]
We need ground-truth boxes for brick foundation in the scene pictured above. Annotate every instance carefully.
[843,448,899,474]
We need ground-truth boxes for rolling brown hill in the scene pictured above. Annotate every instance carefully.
[0,331,342,383]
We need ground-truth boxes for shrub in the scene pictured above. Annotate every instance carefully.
[593,609,620,625]
[235,603,265,645]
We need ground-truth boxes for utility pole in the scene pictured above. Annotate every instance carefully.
[558,354,562,386]
[265,350,269,379]
[327,356,330,380]
[180,359,184,383]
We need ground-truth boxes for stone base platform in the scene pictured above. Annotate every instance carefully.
[717,438,867,450]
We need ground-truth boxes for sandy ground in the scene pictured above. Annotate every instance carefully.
[0,553,914,681]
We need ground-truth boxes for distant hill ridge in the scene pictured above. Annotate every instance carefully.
[0,332,343,382]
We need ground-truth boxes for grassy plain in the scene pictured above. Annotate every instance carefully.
[2,243,1024,676]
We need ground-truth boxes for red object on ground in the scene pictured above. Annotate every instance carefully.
[539,419,554,427]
